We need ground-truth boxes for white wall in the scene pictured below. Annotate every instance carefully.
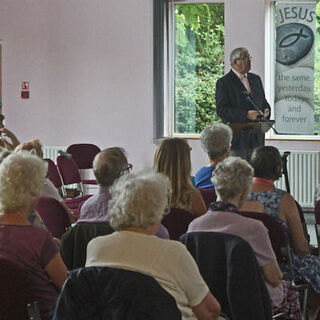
[0,0,318,174]
[0,0,156,169]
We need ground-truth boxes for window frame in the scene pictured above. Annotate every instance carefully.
[154,0,225,139]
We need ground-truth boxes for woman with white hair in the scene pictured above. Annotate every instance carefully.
[195,123,232,190]
[188,157,299,319]
[0,151,67,319]
[86,169,221,320]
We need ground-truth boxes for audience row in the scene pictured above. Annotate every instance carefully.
[0,123,320,319]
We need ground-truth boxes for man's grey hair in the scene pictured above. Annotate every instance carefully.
[212,156,253,201]
[93,147,128,187]
[108,169,171,230]
[0,151,47,212]
[200,123,233,160]
[230,47,248,66]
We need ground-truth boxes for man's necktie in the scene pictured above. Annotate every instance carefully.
[241,75,251,94]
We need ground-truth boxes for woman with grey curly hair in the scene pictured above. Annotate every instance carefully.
[188,157,300,319]
[86,169,221,320]
[195,123,232,190]
[0,151,67,319]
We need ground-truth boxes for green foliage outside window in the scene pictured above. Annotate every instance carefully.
[174,4,224,134]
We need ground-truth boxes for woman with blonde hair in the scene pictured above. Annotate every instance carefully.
[153,138,206,217]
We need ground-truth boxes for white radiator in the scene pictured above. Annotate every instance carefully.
[275,151,320,208]
[42,146,66,164]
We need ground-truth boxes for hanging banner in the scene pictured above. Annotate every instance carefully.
[275,2,316,134]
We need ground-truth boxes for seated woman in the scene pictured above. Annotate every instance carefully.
[188,156,300,319]
[153,138,206,217]
[0,151,67,319]
[195,123,232,190]
[247,145,320,318]
[86,169,221,320]
[14,139,77,222]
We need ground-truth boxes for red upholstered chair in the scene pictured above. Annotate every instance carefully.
[35,196,71,238]
[45,158,92,217]
[57,156,96,196]
[161,208,195,240]
[66,143,101,170]
[45,158,67,198]
[198,188,217,209]
[0,257,40,320]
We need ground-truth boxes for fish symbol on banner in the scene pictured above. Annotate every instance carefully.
[276,23,314,65]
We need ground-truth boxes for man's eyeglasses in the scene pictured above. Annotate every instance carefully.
[121,163,133,175]
[238,55,252,61]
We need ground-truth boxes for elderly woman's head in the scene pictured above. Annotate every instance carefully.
[108,169,170,231]
[212,156,253,203]
[14,139,43,159]
[93,147,129,187]
[200,124,233,161]
[250,146,282,180]
[0,151,47,213]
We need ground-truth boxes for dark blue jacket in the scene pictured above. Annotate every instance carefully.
[52,267,181,320]
[180,232,272,320]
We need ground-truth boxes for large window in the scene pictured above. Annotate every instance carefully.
[173,3,224,135]
[153,1,225,138]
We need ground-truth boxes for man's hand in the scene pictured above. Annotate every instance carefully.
[0,127,16,139]
[247,110,259,121]
[264,108,270,118]
[0,127,20,149]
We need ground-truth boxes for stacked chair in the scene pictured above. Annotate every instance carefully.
[44,158,92,217]
[38,144,101,238]
[57,144,101,196]
[66,143,101,171]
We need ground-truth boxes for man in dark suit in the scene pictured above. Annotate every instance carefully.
[215,47,270,160]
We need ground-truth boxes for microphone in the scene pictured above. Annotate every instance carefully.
[58,150,72,158]
[242,90,264,117]
[242,90,279,134]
